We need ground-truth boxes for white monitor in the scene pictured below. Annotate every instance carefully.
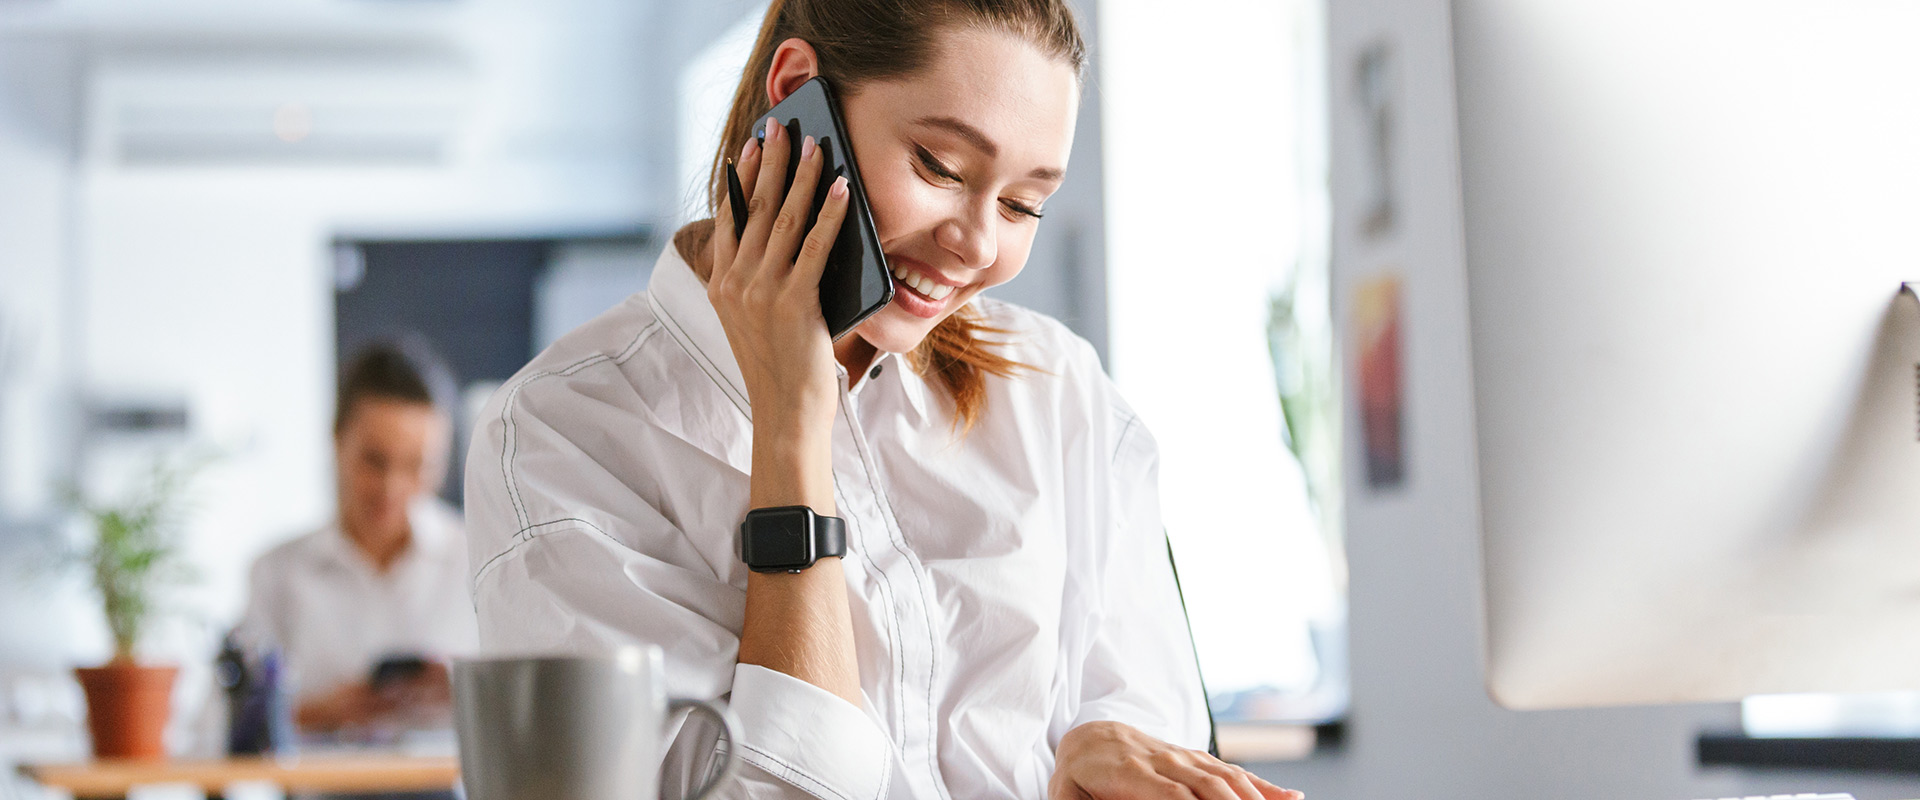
[1455,0,1920,708]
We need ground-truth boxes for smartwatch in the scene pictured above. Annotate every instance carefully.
[739,505,847,573]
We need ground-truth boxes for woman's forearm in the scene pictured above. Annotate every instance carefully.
[737,425,863,705]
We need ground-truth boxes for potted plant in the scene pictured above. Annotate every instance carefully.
[65,458,202,760]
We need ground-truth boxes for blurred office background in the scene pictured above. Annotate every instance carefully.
[0,0,1345,789]
[2,0,1919,798]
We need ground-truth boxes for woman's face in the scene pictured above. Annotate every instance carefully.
[335,398,447,547]
[836,28,1080,354]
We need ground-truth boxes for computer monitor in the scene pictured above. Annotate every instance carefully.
[1454,0,1920,709]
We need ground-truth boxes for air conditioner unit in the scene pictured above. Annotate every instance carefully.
[87,55,472,165]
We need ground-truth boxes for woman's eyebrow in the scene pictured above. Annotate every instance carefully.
[912,115,1066,183]
[914,115,999,157]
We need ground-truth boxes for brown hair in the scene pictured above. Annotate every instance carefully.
[686,0,1087,432]
[334,338,453,436]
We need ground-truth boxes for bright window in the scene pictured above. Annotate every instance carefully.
[1099,0,1346,731]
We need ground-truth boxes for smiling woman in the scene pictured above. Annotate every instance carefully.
[678,15,1082,431]
[464,1,1305,799]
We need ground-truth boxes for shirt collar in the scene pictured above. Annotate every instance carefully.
[405,497,453,556]
[317,497,448,573]
[647,244,753,418]
[646,243,923,417]
[889,350,930,419]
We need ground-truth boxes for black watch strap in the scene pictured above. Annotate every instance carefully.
[815,514,847,562]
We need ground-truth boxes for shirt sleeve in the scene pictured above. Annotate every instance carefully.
[1067,403,1214,750]
[465,379,895,800]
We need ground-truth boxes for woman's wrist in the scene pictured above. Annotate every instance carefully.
[749,430,836,513]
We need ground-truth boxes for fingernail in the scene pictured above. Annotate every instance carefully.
[830,175,848,198]
[741,137,756,159]
[765,117,780,140]
[802,135,817,160]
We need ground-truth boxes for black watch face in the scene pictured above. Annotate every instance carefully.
[744,509,814,570]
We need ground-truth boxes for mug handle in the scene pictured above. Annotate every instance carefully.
[668,698,742,800]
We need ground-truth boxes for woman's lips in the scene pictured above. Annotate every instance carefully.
[886,259,960,319]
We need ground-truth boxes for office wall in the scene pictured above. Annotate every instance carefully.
[0,37,95,680]
[1239,1,1920,798]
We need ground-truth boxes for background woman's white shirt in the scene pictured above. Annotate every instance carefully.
[464,245,1210,800]
[237,498,478,701]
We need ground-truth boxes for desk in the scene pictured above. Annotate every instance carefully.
[19,754,459,798]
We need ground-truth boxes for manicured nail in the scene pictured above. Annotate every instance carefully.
[830,175,848,198]
[765,117,780,141]
[801,135,817,160]
[741,137,756,159]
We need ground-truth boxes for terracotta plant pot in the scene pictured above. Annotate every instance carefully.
[74,662,177,760]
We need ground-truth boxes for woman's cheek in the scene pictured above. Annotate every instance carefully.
[862,161,929,240]
[984,224,1034,287]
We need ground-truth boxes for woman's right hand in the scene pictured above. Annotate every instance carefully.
[709,116,853,438]
[1051,721,1304,800]
[713,120,861,708]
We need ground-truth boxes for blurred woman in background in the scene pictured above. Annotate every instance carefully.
[239,341,475,740]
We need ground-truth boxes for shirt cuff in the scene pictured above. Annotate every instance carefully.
[728,663,893,800]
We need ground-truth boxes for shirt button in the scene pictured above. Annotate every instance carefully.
[869,364,883,379]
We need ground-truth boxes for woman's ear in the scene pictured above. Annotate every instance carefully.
[765,37,821,106]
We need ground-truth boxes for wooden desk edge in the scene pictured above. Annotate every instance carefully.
[19,755,460,799]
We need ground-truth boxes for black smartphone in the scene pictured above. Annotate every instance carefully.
[369,655,428,689]
[731,76,894,340]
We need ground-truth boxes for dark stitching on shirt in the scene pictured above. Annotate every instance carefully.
[651,289,752,419]
[515,516,611,541]
[738,740,859,800]
[840,392,951,800]
[471,518,617,594]
[497,325,657,537]
[487,318,732,600]
[835,393,909,740]
[834,479,905,740]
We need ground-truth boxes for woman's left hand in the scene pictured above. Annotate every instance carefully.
[1050,720,1304,800]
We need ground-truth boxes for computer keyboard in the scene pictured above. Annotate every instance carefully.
[1693,794,1855,800]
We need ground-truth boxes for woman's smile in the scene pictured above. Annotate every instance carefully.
[886,254,967,318]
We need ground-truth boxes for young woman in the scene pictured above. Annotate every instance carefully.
[466,1,1305,798]
[241,342,472,740]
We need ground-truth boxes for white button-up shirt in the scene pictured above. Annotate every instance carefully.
[238,499,478,700]
[464,245,1209,800]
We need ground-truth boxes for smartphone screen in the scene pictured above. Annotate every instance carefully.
[751,77,894,340]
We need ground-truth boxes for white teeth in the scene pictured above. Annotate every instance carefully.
[891,266,953,301]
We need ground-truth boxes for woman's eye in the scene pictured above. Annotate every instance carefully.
[913,144,1043,222]
[914,147,962,184]
[1000,200,1045,221]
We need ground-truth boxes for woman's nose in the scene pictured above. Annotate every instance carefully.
[935,200,996,271]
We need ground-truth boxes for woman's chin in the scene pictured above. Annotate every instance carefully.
[853,307,941,355]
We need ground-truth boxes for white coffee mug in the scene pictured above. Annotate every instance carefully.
[453,646,739,800]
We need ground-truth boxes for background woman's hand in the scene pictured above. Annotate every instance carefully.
[709,117,852,436]
[294,682,394,733]
[1051,721,1305,800]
